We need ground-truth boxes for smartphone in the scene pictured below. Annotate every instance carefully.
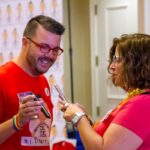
[34,95,51,119]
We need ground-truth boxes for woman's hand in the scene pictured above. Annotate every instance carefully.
[59,100,86,122]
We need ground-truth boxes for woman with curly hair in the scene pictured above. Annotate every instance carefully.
[61,33,150,150]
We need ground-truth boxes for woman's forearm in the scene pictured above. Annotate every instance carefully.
[77,116,103,150]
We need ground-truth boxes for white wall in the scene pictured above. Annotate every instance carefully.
[144,0,150,34]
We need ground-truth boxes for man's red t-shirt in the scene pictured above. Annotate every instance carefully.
[0,61,53,150]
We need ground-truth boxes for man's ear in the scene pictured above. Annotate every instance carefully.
[22,37,28,46]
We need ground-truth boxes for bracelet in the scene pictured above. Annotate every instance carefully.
[87,115,93,126]
[71,112,87,126]
[12,115,23,131]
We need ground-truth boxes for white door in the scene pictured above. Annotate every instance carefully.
[90,0,142,120]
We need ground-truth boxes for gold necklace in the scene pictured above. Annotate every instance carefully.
[127,88,148,99]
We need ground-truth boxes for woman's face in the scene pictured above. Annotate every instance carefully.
[109,46,123,87]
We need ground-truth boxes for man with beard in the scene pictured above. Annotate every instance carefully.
[0,15,65,150]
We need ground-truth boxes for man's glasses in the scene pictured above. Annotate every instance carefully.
[26,37,64,56]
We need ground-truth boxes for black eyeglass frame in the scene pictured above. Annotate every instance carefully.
[26,37,64,56]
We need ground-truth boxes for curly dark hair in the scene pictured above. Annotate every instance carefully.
[108,33,150,90]
[23,15,65,37]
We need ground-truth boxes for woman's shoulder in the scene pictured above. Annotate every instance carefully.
[130,93,150,101]
[127,93,150,108]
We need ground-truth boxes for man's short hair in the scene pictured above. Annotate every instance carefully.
[23,15,65,37]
